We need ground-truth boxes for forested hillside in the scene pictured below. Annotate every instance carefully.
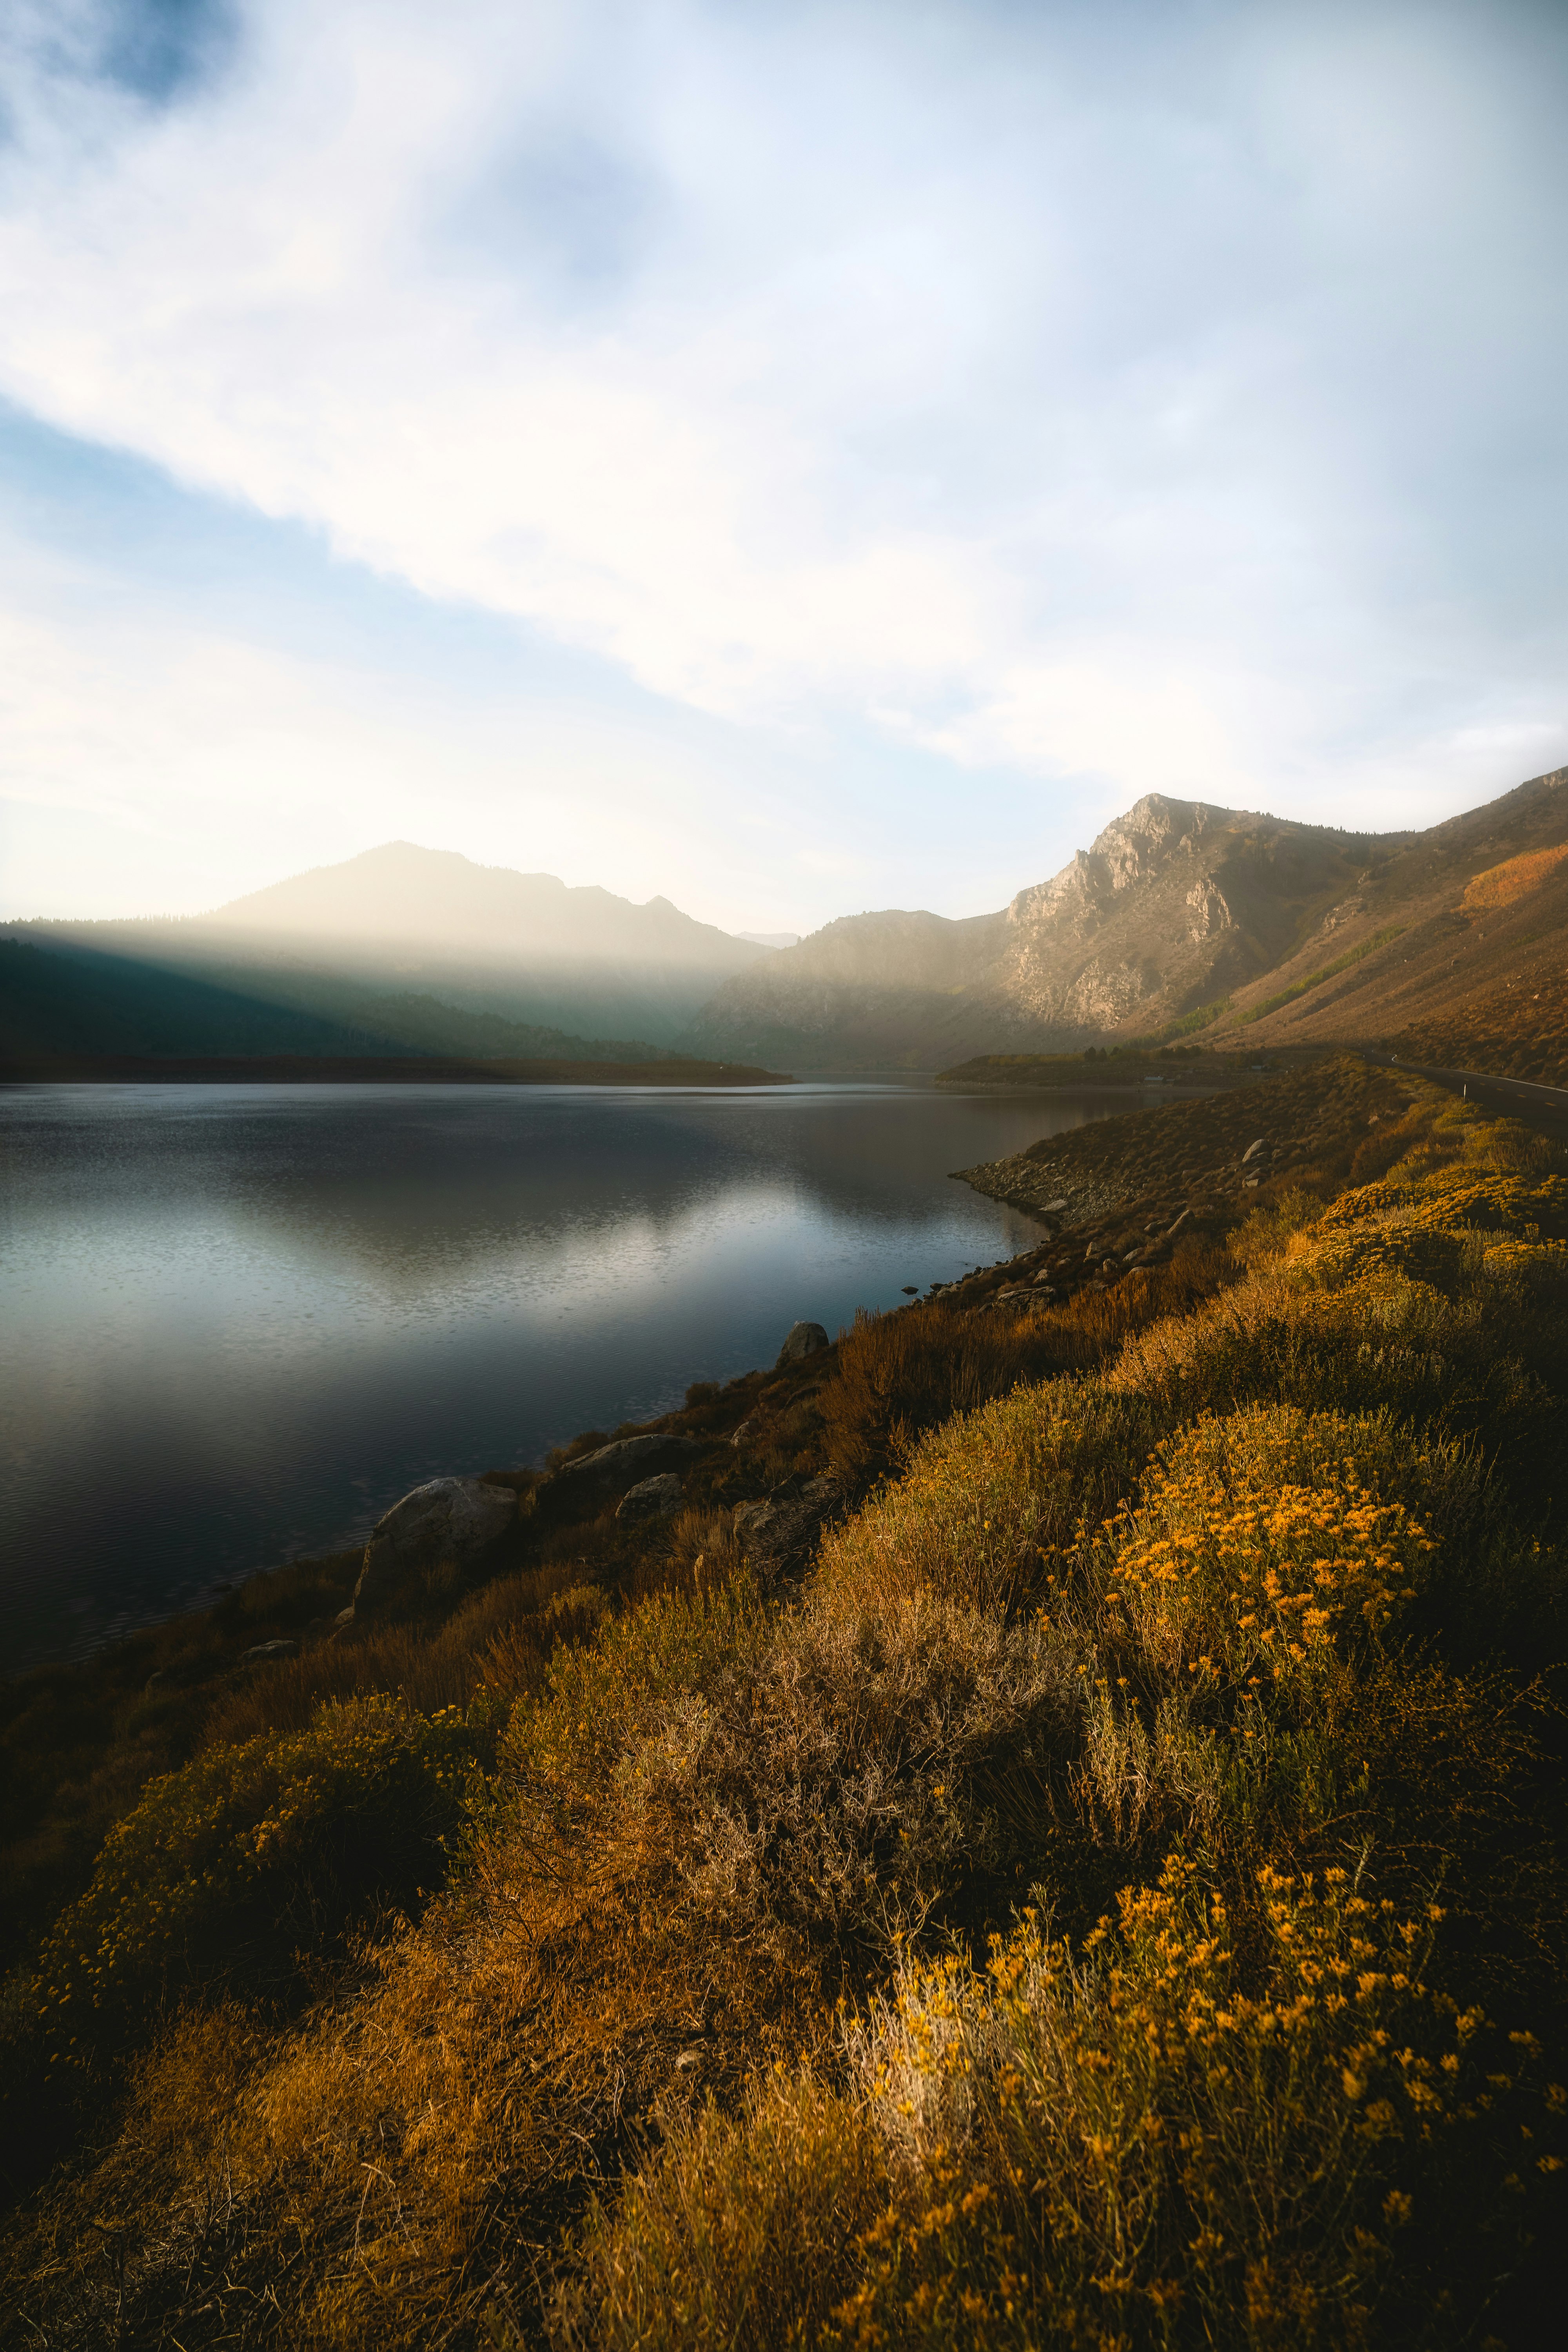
[0,938,673,1068]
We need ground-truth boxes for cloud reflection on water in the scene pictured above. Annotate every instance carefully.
[2,1080,1121,1666]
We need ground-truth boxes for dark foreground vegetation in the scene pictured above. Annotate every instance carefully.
[3,1057,1566,2348]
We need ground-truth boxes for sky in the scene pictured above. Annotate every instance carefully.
[1,0,1565,936]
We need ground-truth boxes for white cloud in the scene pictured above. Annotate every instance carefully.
[0,0,1565,913]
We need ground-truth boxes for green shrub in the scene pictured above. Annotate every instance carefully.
[31,1695,473,2079]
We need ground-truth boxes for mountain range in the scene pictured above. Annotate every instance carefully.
[3,766,1565,1075]
[0,844,769,1065]
[687,768,1568,1069]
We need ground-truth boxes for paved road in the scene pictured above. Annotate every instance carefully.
[1361,1053,1568,1138]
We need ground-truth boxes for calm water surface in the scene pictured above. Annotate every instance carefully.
[3,1080,1138,1667]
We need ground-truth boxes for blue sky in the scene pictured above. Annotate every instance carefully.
[1,0,1565,931]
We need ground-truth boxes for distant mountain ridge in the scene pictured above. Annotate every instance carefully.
[5,775,1565,1074]
[682,771,1568,1069]
[209,842,757,973]
[3,843,769,1061]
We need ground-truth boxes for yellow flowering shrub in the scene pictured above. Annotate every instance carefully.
[1313,1166,1568,1241]
[1101,1406,1447,1693]
[841,1855,1566,2350]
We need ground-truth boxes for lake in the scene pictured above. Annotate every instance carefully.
[2,1079,1138,1669]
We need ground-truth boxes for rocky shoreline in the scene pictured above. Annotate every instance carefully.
[331,1060,1416,1631]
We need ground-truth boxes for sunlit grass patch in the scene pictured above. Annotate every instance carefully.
[559,2069,886,2352]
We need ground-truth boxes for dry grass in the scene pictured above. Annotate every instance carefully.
[557,2072,886,2351]
[201,1564,610,1749]
[818,1236,1233,1483]
[1461,839,1568,911]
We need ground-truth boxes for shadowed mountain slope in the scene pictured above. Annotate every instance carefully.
[3,843,769,1056]
[0,937,680,1068]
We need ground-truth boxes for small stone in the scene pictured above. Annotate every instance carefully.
[776,1320,830,1366]
[1241,1138,1269,1163]
[616,1473,684,1525]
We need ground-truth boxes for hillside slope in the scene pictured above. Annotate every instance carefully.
[1209,766,1568,1080]
[0,937,677,1067]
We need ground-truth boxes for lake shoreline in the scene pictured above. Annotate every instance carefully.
[0,1051,793,1087]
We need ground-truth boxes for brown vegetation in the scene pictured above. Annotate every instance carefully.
[1388,947,1568,1087]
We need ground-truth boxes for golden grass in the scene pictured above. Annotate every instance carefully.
[558,2071,886,2351]
[817,1238,1233,1481]
[1461,839,1568,910]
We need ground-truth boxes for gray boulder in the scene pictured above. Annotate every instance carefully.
[352,1475,515,1615]
[547,1433,703,1512]
[734,1476,841,1572]
[1241,1138,1269,1164]
[617,1472,685,1525]
[733,1497,780,1547]
[775,1320,829,1369]
[243,1638,298,1664]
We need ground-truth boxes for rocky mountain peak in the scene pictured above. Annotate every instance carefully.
[1007,795,1224,940]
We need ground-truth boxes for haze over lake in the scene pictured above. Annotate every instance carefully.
[0,1079,1171,1670]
